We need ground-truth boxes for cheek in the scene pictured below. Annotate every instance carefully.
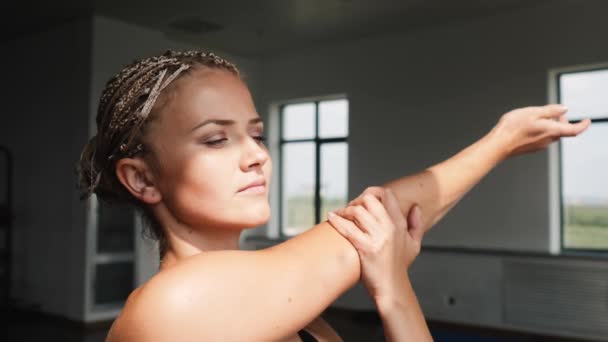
[164,151,238,225]
[161,149,271,229]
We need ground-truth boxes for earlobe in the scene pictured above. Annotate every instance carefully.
[115,158,162,204]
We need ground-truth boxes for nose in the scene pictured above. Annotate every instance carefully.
[240,136,269,171]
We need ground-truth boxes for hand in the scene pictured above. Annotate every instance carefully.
[491,104,591,158]
[347,186,424,245]
[327,187,423,302]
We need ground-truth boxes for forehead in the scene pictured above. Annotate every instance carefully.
[158,69,259,131]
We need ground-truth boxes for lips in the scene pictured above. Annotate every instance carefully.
[238,178,266,193]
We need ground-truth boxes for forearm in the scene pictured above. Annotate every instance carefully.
[376,274,432,342]
[383,129,508,233]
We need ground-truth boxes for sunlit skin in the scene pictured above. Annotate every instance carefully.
[114,68,416,341]
[114,69,350,340]
[117,69,272,267]
[109,65,591,341]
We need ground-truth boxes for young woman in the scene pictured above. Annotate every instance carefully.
[78,50,590,341]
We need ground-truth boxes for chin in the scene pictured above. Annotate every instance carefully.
[245,205,271,226]
[227,202,270,229]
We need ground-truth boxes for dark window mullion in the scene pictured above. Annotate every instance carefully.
[281,137,346,144]
[314,101,321,224]
[569,117,608,124]
[280,138,316,144]
[279,104,285,239]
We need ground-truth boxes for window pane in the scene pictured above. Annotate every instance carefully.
[561,123,608,250]
[282,142,315,236]
[321,143,348,221]
[560,69,608,120]
[94,261,133,305]
[282,103,315,140]
[97,200,135,253]
[319,99,349,138]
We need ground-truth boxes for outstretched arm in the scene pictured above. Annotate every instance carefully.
[380,105,589,233]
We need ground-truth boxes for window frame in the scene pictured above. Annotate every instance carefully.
[549,62,608,255]
[277,97,349,238]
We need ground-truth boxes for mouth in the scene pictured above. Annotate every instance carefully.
[238,178,267,194]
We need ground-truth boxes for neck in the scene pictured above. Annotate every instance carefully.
[159,221,243,271]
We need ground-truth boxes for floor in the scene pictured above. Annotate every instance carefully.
[5,307,595,341]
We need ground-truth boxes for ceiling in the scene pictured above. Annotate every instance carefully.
[3,0,548,58]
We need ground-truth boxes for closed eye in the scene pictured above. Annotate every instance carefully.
[205,138,228,147]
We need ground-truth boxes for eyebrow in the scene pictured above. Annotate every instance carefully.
[189,117,263,133]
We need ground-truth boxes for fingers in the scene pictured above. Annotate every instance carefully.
[349,188,404,229]
[360,194,392,226]
[535,104,568,119]
[564,118,591,136]
[327,212,366,249]
[406,205,424,244]
[536,105,591,137]
[382,189,407,229]
[348,187,388,221]
[334,204,378,234]
[351,186,387,204]
[546,117,591,137]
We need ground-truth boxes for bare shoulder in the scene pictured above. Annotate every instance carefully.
[106,250,272,341]
[105,270,194,342]
[105,257,219,341]
[105,286,144,342]
[105,242,353,341]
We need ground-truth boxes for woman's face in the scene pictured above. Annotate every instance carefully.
[146,68,272,230]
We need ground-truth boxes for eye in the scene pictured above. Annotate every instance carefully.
[204,138,228,147]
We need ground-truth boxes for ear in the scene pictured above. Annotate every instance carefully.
[115,157,162,204]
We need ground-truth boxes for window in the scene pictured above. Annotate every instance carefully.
[279,98,349,236]
[86,196,136,316]
[556,67,608,251]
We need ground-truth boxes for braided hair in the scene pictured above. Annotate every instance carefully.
[77,50,240,259]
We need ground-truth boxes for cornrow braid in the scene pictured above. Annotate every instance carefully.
[77,50,240,259]
[79,50,239,199]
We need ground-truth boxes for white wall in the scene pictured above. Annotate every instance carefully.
[259,0,608,252]
[256,1,608,339]
[0,18,92,321]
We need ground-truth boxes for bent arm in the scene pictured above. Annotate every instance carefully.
[132,222,364,341]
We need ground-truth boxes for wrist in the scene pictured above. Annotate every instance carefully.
[484,126,511,163]
[373,274,411,315]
